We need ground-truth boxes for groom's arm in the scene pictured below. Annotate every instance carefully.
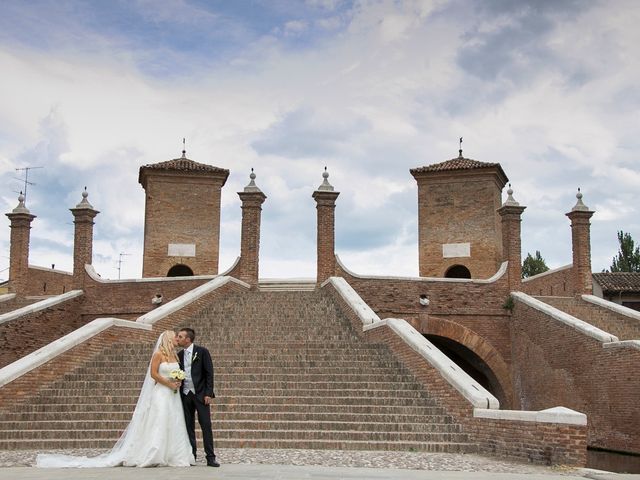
[202,347,215,399]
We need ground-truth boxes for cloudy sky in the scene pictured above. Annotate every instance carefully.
[1,0,638,281]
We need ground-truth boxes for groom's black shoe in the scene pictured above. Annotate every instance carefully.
[207,459,220,467]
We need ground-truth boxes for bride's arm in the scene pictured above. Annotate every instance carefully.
[150,351,180,389]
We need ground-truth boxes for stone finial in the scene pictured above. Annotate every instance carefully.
[243,168,263,193]
[502,183,520,207]
[571,188,590,212]
[11,192,30,214]
[317,167,334,192]
[75,187,94,209]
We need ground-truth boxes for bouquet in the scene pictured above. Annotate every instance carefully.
[169,368,186,394]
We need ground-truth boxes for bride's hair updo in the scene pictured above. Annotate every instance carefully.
[158,330,177,360]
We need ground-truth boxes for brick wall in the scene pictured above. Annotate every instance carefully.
[141,173,225,277]
[364,322,587,466]
[0,279,248,406]
[0,294,85,368]
[521,265,575,296]
[24,267,74,296]
[511,298,640,454]
[540,296,640,341]
[412,170,504,278]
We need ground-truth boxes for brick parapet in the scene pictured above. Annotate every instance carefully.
[511,298,640,454]
[521,265,575,296]
[0,294,85,368]
[24,266,74,296]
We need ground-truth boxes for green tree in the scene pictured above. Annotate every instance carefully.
[609,231,640,272]
[522,250,549,278]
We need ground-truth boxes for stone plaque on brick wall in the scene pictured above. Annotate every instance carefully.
[168,243,196,257]
[442,243,470,258]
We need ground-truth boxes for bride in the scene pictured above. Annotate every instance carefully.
[37,330,195,468]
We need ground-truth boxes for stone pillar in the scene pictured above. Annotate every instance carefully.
[497,186,526,292]
[5,193,36,294]
[237,170,266,286]
[70,188,99,287]
[566,189,595,296]
[312,168,340,284]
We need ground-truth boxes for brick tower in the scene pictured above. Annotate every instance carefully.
[410,150,508,278]
[138,150,229,278]
[5,193,36,294]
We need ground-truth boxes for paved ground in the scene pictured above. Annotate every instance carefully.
[1,448,638,480]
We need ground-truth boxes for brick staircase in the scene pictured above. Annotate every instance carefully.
[536,296,640,340]
[0,289,475,453]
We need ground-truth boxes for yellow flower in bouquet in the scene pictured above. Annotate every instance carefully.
[169,369,186,393]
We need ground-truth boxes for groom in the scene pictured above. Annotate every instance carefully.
[176,327,220,467]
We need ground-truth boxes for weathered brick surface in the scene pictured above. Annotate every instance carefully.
[5,211,35,294]
[362,322,586,466]
[237,190,266,286]
[566,209,594,296]
[511,298,640,454]
[0,295,85,368]
[539,296,640,341]
[411,166,506,279]
[313,190,339,284]
[140,170,227,277]
[521,266,575,296]
[23,267,74,296]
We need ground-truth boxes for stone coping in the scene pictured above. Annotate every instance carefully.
[511,292,618,343]
[365,318,499,410]
[582,294,640,322]
[603,340,640,351]
[83,256,242,283]
[0,293,15,303]
[0,290,83,327]
[137,276,251,325]
[335,255,508,284]
[0,317,151,388]
[521,263,572,283]
[85,264,216,283]
[321,277,380,325]
[473,406,587,426]
[322,277,498,410]
[28,265,73,276]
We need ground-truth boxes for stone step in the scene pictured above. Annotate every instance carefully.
[0,438,476,453]
[0,419,462,434]
[64,367,408,378]
[0,411,454,424]
[13,402,445,416]
[34,387,432,400]
[37,381,428,395]
[0,427,468,444]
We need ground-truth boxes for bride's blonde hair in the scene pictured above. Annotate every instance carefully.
[157,330,177,361]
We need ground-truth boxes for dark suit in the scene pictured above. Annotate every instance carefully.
[178,345,216,462]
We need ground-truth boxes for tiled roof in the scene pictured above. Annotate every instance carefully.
[140,157,229,174]
[138,156,229,188]
[410,156,501,174]
[593,272,640,293]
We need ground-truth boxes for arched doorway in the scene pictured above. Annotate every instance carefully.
[167,264,194,277]
[445,264,471,278]
[425,334,507,407]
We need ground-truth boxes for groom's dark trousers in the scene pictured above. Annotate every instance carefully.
[179,345,216,462]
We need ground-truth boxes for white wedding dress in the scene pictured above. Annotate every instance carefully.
[37,360,195,468]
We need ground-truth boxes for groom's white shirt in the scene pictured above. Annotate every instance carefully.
[182,344,195,395]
